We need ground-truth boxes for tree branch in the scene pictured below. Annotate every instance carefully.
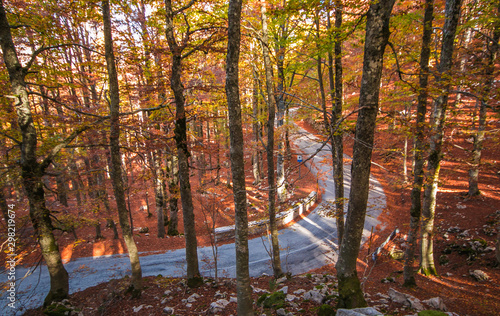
[24,43,102,71]
[40,118,106,171]
[0,130,21,145]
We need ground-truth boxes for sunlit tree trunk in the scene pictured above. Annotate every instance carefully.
[102,0,142,293]
[252,64,262,185]
[260,0,283,278]
[167,154,180,236]
[336,0,395,308]
[226,0,254,313]
[421,0,462,277]
[0,0,69,305]
[468,1,500,197]
[0,1,70,306]
[403,0,434,287]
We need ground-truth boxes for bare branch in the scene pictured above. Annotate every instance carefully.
[28,91,108,119]
[40,118,106,171]
[24,43,102,71]
[0,130,21,145]
[173,0,197,15]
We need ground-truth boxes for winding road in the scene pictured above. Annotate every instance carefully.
[0,123,386,315]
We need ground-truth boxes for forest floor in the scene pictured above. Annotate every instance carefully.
[4,111,500,315]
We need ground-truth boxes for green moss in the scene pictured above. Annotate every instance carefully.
[337,274,367,309]
[257,291,286,309]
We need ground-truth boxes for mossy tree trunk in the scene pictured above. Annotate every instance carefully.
[335,0,395,308]
[0,1,70,305]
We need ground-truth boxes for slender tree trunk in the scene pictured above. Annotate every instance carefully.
[336,0,395,309]
[0,1,69,306]
[152,150,166,237]
[276,25,287,203]
[226,1,254,313]
[403,0,434,287]
[468,1,500,197]
[167,155,180,236]
[102,0,142,293]
[261,0,283,278]
[252,65,262,185]
[165,0,201,286]
[331,2,345,245]
[421,0,462,277]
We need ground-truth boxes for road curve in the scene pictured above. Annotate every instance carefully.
[0,123,386,315]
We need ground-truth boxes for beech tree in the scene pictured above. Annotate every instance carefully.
[335,0,396,308]
[226,0,254,313]
[420,0,462,277]
[102,0,143,293]
[403,0,434,287]
[260,0,283,278]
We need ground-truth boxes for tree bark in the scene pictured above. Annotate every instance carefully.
[165,0,201,286]
[152,150,167,237]
[260,0,283,278]
[330,2,345,245]
[0,0,69,305]
[403,0,434,287]
[252,65,262,185]
[226,0,254,313]
[167,154,180,236]
[468,1,500,197]
[102,0,142,293]
[336,0,395,308]
[421,0,462,277]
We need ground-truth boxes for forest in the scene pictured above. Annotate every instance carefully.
[0,0,499,315]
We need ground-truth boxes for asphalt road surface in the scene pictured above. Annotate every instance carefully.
[0,123,386,315]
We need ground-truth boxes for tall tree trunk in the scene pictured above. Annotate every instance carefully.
[102,0,142,293]
[0,1,69,306]
[403,0,434,287]
[165,0,201,286]
[226,1,254,313]
[260,0,283,278]
[420,0,462,277]
[336,0,395,309]
[329,2,345,245]
[468,1,500,197]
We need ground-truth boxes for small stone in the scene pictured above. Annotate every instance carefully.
[164,290,172,295]
[336,307,383,316]
[186,303,192,308]
[279,286,288,294]
[253,287,269,294]
[293,289,306,295]
[187,293,201,303]
[163,306,174,314]
[276,276,288,284]
[133,305,144,313]
[277,308,287,316]
[423,297,447,311]
[286,294,297,302]
[470,269,490,281]
[303,290,324,304]
[229,296,238,303]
